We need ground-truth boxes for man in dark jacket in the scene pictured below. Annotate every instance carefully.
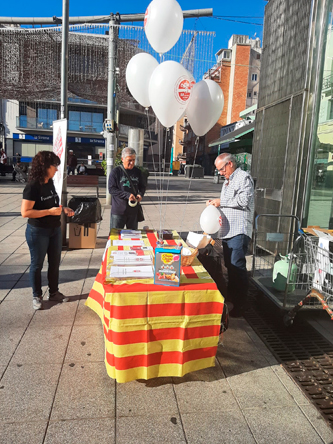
[108,147,146,230]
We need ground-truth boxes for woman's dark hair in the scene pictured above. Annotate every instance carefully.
[29,151,60,184]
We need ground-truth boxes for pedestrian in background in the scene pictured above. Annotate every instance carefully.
[21,151,74,310]
[207,153,254,317]
[67,149,77,175]
[0,148,7,176]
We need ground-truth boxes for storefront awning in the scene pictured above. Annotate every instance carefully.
[209,121,255,148]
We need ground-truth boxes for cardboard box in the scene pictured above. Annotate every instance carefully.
[154,245,182,287]
[69,223,97,249]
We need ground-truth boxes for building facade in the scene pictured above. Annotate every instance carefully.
[252,0,333,230]
[203,35,261,174]
[1,98,158,167]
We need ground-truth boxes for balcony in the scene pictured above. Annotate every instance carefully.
[17,116,54,130]
[16,116,103,134]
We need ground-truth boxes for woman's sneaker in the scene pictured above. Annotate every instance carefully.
[32,297,43,310]
[47,291,69,303]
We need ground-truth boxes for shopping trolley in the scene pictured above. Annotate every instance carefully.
[252,214,302,309]
[252,214,333,325]
[283,229,333,326]
[14,163,27,183]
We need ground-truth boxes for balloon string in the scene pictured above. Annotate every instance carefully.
[145,108,161,210]
[145,110,165,238]
[179,136,201,234]
[160,128,172,233]
[158,124,168,237]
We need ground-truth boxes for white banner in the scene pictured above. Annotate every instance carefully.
[52,119,67,205]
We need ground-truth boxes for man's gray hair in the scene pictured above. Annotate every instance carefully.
[122,147,136,158]
[215,153,236,166]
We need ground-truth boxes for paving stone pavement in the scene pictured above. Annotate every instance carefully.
[1,174,333,444]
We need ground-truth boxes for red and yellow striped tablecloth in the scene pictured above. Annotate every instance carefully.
[85,229,224,383]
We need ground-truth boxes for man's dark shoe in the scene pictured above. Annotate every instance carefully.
[47,291,69,303]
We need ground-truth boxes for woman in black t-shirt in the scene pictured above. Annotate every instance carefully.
[21,151,74,310]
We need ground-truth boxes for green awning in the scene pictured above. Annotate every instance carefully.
[209,121,255,148]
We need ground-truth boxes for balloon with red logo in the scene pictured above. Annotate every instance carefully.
[144,0,183,54]
[149,61,194,128]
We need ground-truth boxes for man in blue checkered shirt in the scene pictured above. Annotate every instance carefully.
[207,153,254,317]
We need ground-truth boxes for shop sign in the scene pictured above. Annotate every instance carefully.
[13,133,53,142]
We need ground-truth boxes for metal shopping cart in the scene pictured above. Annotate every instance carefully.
[13,163,28,183]
[283,228,333,326]
[252,214,333,325]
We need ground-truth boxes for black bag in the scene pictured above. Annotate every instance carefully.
[137,203,145,222]
[68,196,102,225]
[121,165,145,222]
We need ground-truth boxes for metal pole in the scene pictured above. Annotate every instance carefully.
[60,0,69,246]
[105,14,118,206]
[0,9,213,25]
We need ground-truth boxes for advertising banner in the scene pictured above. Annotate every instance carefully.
[52,119,67,205]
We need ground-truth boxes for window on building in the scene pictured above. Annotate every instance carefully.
[254,91,257,96]
[68,110,104,133]
[37,108,57,129]
[251,73,258,81]
[247,92,252,98]
[307,6,333,228]
[256,54,261,60]
[223,50,231,60]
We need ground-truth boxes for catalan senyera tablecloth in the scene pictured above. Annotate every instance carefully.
[85,229,224,383]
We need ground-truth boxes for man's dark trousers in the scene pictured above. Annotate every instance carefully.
[222,234,250,312]
[110,213,138,230]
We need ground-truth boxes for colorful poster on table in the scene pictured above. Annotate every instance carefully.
[52,119,67,205]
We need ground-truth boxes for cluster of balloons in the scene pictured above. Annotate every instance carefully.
[126,0,224,136]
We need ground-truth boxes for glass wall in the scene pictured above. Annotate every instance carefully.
[68,110,103,133]
[307,5,333,228]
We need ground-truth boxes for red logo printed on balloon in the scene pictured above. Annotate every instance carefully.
[175,77,192,104]
[144,8,149,27]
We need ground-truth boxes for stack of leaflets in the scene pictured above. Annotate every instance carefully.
[109,232,154,279]
[120,230,142,239]
[110,266,154,279]
[112,240,144,247]
[111,250,153,265]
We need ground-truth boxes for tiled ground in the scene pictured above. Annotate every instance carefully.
[1,176,333,443]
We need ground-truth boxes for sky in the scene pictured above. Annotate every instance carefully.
[0,0,266,55]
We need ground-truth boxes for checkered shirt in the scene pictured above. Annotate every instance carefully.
[218,167,254,239]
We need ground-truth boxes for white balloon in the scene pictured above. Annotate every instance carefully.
[149,61,192,128]
[199,205,222,234]
[126,53,159,108]
[186,79,224,136]
[144,0,183,54]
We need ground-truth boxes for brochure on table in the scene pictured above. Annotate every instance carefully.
[108,230,154,280]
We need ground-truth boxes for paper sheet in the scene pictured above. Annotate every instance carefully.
[313,229,333,242]
[112,240,144,246]
[111,251,138,257]
[313,238,331,291]
[109,265,154,278]
[113,255,153,265]
[120,230,142,238]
